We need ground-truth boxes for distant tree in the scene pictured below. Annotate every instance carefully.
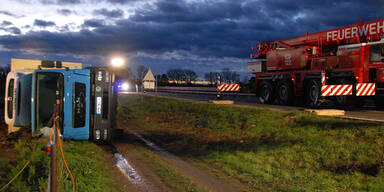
[167,69,186,83]
[136,65,148,81]
[126,67,135,81]
[166,69,177,81]
[184,70,197,83]
[204,72,219,85]
[220,68,240,83]
[242,76,249,84]
[160,74,168,85]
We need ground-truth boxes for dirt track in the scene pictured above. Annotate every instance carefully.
[104,124,250,192]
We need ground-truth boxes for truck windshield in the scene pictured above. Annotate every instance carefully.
[370,44,384,62]
[35,72,63,133]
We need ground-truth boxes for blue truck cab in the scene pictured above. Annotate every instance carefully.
[31,69,91,140]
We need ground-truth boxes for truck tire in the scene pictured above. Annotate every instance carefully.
[374,96,384,108]
[259,81,274,104]
[305,79,321,107]
[333,79,351,108]
[277,80,294,105]
[352,97,365,108]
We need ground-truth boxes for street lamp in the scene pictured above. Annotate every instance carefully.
[111,57,125,68]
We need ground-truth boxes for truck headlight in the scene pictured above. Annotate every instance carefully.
[95,130,100,140]
[122,82,129,91]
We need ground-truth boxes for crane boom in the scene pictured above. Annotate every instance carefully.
[254,19,384,58]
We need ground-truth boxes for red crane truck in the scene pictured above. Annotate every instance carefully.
[247,18,384,107]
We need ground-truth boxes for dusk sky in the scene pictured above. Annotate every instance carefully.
[0,0,383,79]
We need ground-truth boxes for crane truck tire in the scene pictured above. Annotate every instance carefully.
[258,80,274,104]
[374,96,384,109]
[333,79,351,108]
[276,80,294,105]
[305,79,321,107]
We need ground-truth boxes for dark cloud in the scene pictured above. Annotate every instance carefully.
[0,27,21,35]
[131,0,244,23]
[83,19,104,28]
[0,10,23,18]
[1,21,13,26]
[57,9,75,16]
[0,11,16,17]
[106,0,137,4]
[93,8,124,18]
[1,0,384,70]
[34,19,56,27]
[59,0,81,3]
[39,0,81,4]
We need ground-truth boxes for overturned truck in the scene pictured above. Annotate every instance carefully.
[4,59,117,142]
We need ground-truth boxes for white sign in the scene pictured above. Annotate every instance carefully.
[96,97,102,115]
[284,54,292,66]
[97,71,103,81]
[326,21,384,42]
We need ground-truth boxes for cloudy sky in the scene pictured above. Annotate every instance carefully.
[0,0,383,78]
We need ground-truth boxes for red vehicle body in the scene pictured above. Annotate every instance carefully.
[248,19,384,107]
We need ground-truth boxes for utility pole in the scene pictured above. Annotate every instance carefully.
[50,118,57,192]
[50,88,61,192]
[155,76,157,93]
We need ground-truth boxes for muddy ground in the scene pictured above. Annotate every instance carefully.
[102,120,250,192]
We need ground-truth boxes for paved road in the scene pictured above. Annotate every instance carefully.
[139,91,384,123]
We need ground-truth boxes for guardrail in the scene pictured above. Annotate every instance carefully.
[155,86,256,96]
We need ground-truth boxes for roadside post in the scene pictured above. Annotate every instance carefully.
[216,74,222,100]
[50,83,61,192]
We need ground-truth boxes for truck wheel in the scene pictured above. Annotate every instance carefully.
[277,80,293,105]
[333,79,350,108]
[352,97,365,108]
[374,96,384,108]
[306,79,321,107]
[259,81,274,104]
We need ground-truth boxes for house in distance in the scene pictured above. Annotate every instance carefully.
[143,68,155,90]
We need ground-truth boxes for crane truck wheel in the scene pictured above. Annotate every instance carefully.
[258,80,274,104]
[305,79,321,107]
[374,96,384,109]
[333,79,351,108]
[276,80,294,105]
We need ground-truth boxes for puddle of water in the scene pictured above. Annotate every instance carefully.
[132,132,170,155]
[114,153,143,184]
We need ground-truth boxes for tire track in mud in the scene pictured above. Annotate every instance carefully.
[125,129,248,192]
[108,141,169,192]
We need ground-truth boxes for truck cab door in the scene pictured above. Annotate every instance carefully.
[63,70,90,140]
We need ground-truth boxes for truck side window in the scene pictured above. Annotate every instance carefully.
[73,82,86,128]
[7,79,14,119]
[36,72,62,130]
[370,44,383,62]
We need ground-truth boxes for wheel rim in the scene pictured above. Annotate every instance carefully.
[307,81,320,106]
[260,83,272,103]
[335,96,344,104]
[279,84,288,102]
[310,85,319,102]
[261,84,270,101]
[334,79,347,105]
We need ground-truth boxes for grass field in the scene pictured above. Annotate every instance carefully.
[119,94,384,191]
[0,134,116,192]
